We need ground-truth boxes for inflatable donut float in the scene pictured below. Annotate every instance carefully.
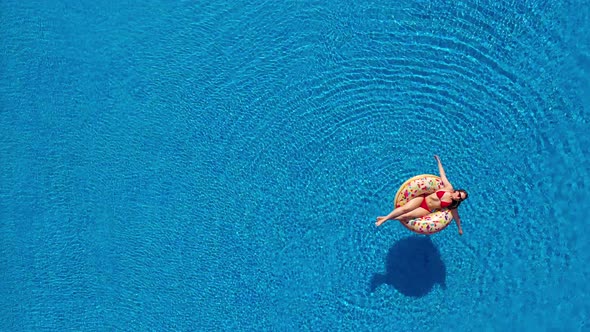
[394,174,453,235]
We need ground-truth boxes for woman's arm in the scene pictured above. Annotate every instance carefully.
[434,155,453,189]
[451,209,463,235]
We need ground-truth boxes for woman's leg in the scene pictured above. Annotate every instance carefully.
[376,197,425,226]
[397,208,431,225]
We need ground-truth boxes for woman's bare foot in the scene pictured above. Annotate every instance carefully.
[375,217,387,226]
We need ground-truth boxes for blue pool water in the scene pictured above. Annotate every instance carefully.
[1,0,589,331]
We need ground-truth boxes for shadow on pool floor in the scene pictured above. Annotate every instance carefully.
[370,236,446,297]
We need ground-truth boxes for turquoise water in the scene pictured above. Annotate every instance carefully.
[1,0,589,331]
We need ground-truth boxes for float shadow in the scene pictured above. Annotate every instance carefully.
[370,236,446,297]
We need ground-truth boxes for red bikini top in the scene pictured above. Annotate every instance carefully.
[436,190,452,208]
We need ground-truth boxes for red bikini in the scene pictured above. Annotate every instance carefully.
[419,190,451,211]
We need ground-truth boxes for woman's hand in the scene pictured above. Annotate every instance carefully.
[434,155,441,163]
[458,229,463,236]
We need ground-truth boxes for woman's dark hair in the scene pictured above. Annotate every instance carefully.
[448,189,468,210]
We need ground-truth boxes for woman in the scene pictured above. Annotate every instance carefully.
[375,155,468,235]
